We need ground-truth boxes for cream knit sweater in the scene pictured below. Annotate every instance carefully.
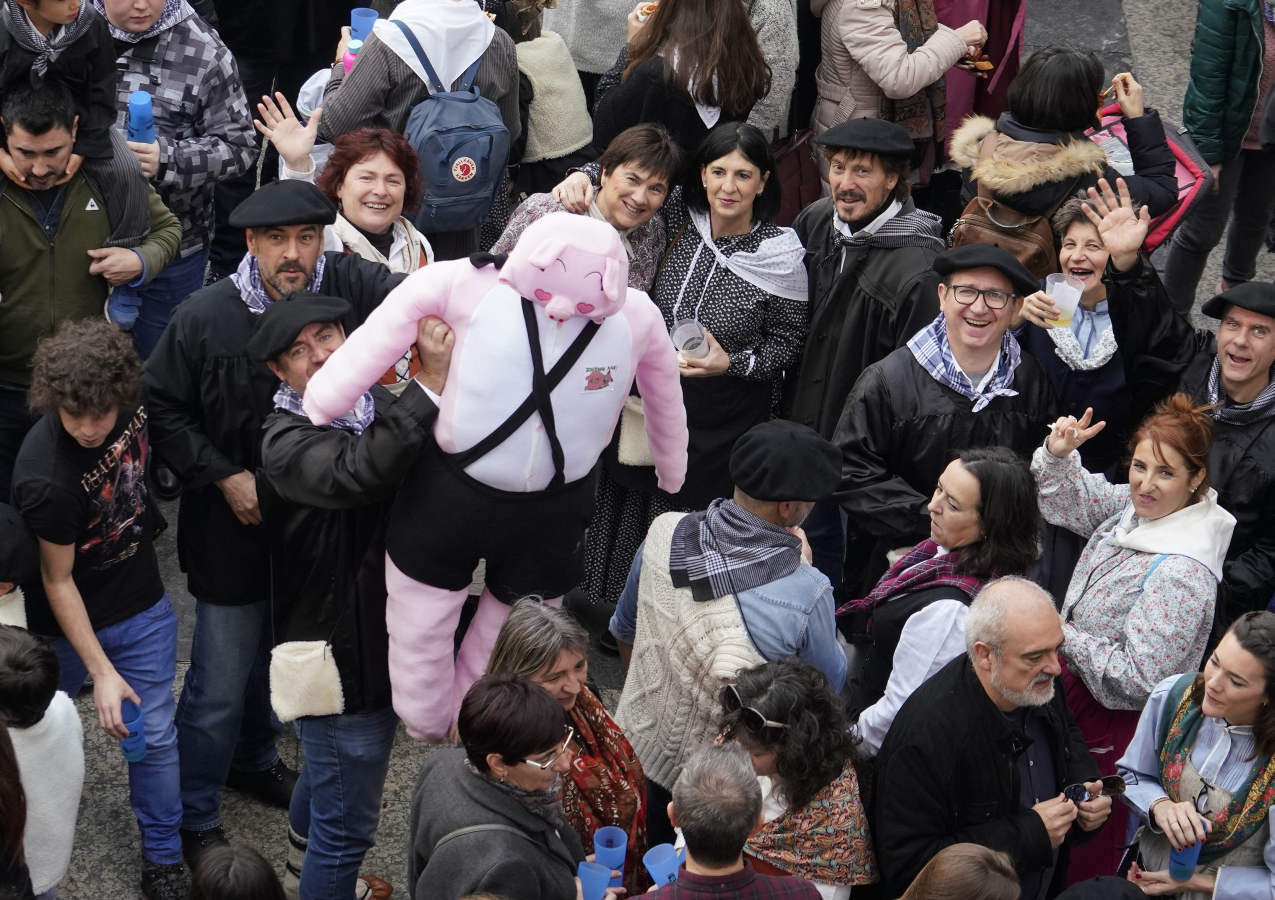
[615,513,765,789]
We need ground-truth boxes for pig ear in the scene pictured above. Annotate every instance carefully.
[524,237,567,270]
[602,256,626,308]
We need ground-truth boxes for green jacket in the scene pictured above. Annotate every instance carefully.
[0,175,180,384]
[1183,0,1266,164]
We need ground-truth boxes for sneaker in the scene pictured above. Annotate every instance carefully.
[180,825,228,869]
[226,759,299,809]
[141,859,190,900]
[356,875,393,899]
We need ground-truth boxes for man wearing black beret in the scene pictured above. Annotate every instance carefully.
[608,419,849,845]
[141,179,408,866]
[783,118,948,592]
[834,242,1058,597]
[252,293,451,899]
[1089,177,1275,641]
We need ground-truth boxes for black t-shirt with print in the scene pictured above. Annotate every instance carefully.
[13,406,164,636]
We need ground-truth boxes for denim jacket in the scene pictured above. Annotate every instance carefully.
[610,540,847,691]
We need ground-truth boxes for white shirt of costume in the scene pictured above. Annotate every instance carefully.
[13,691,85,894]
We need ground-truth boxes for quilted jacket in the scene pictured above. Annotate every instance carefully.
[1182,0,1266,164]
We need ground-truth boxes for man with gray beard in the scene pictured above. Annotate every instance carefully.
[871,577,1111,898]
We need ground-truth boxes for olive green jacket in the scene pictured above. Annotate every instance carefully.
[1183,0,1266,164]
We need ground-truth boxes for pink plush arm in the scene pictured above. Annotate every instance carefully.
[627,291,688,493]
[302,262,463,425]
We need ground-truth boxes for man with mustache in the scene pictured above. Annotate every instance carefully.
[141,179,407,869]
[784,118,946,590]
[872,577,1111,899]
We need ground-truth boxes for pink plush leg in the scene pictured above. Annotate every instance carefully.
[450,592,564,717]
[384,555,469,742]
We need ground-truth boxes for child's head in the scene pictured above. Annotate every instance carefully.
[11,0,83,32]
[0,625,58,729]
[190,845,284,900]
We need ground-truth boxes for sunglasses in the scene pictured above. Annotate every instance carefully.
[1062,773,1136,804]
[720,684,790,739]
[522,726,575,770]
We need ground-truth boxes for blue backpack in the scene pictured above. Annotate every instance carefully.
[392,20,510,233]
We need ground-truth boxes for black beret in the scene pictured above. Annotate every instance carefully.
[1201,281,1275,320]
[248,293,352,362]
[814,118,914,158]
[0,503,38,585]
[932,244,1039,298]
[229,179,337,229]
[729,420,841,502]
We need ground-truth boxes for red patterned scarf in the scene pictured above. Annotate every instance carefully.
[838,539,984,614]
[563,688,649,893]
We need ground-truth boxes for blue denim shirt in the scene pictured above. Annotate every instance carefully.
[609,540,848,691]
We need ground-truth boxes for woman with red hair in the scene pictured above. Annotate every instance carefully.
[1031,395,1237,881]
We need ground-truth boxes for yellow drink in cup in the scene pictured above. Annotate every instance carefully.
[1044,273,1083,328]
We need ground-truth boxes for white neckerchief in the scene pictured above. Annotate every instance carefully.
[376,0,495,92]
[832,199,903,240]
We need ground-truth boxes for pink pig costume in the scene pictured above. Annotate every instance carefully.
[303,213,689,740]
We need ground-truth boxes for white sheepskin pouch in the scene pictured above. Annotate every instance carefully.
[616,396,654,467]
[269,641,345,722]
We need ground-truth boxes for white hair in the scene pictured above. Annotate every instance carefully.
[964,575,1057,657]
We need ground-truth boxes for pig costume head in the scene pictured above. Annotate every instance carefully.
[498,212,630,323]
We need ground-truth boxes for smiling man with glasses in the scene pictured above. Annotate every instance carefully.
[832,243,1060,598]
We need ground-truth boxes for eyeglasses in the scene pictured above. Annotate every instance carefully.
[944,283,1017,310]
[720,684,790,740]
[521,727,575,770]
[1062,772,1137,804]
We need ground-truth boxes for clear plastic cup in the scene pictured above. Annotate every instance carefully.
[1044,273,1083,328]
[670,319,709,359]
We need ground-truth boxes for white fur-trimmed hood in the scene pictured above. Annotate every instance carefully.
[949,114,1108,196]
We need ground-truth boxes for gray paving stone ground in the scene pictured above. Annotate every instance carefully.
[58,1,1275,896]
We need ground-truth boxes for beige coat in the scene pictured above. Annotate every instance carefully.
[810,0,967,134]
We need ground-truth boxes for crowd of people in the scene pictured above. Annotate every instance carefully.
[0,0,1273,899]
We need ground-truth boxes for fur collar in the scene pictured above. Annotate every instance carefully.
[949,115,1108,195]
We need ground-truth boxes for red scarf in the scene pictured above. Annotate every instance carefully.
[837,539,984,614]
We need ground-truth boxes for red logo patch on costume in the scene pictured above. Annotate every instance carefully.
[584,366,616,391]
[452,157,478,182]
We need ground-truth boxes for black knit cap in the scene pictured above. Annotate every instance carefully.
[932,243,1040,298]
[813,118,914,157]
[729,420,841,502]
[247,292,351,362]
[229,179,337,229]
[1201,281,1275,320]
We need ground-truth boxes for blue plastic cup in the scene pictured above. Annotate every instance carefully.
[1169,838,1203,881]
[643,843,680,885]
[593,826,627,888]
[119,699,146,762]
[577,860,611,900]
[350,7,378,41]
[126,91,154,144]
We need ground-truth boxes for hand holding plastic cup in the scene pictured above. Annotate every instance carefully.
[119,698,146,762]
[1168,837,1203,881]
[350,7,378,41]
[593,826,627,888]
[671,319,709,360]
[577,860,612,900]
[644,843,681,885]
[1043,273,1083,328]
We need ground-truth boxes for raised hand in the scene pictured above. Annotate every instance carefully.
[254,91,321,174]
[1046,407,1107,458]
[1081,177,1150,272]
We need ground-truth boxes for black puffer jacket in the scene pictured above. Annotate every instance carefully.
[831,342,1058,596]
[259,384,437,716]
[949,110,1179,219]
[873,656,1099,897]
[1104,256,1275,638]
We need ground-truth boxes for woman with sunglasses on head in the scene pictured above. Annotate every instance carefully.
[1116,611,1275,898]
[1033,394,1237,883]
[487,599,649,894]
[719,659,876,899]
[408,673,617,900]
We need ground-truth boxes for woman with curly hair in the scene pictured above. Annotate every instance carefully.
[1033,394,1238,881]
[718,659,875,898]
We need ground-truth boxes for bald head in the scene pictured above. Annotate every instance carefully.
[966,576,1064,711]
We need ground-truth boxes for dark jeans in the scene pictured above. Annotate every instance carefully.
[207,57,319,279]
[1162,148,1275,313]
[0,382,36,501]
